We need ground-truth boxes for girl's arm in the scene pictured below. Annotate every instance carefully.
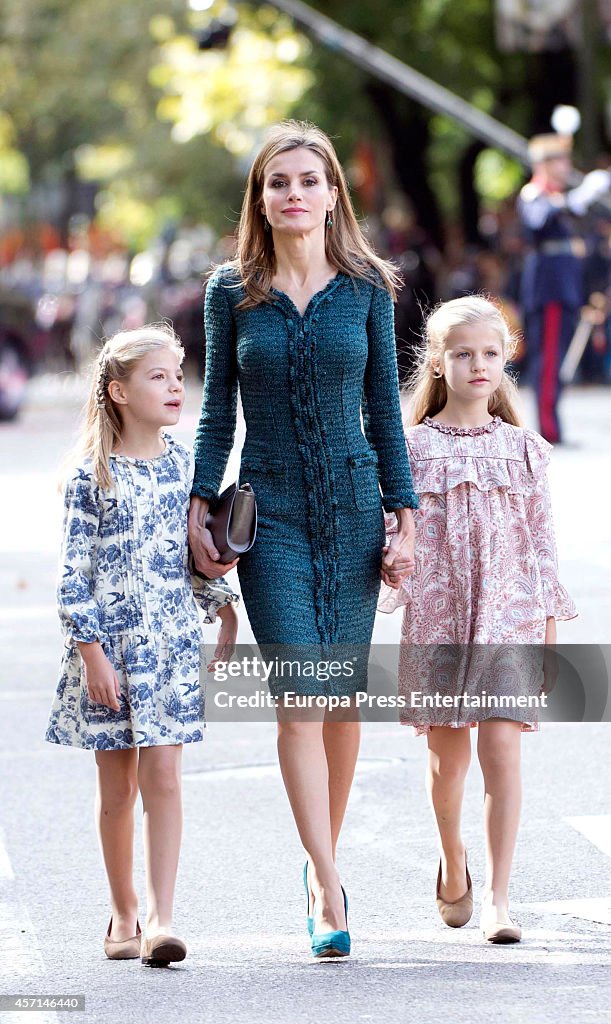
[57,468,103,644]
[207,602,239,672]
[58,469,120,711]
[524,436,577,622]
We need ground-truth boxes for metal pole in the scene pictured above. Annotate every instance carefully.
[249,0,530,165]
[576,0,598,166]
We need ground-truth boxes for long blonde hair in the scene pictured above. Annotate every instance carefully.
[409,296,523,426]
[225,120,400,308]
[65,323,184,490]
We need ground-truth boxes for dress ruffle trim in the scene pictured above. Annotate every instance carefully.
[377,577,412,613]
[408,429,552,496]
[542,580,578,621]
[422,416,502,436]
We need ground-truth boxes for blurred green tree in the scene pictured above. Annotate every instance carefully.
[0,0,271,245]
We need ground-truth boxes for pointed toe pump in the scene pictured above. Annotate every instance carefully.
[303,862,314,937]
[311,886,350,959]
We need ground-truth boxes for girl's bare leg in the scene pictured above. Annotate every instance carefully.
[477,719,522,924]
[426,727,472,901]
[138,744,183,936]
[94,748,139,940]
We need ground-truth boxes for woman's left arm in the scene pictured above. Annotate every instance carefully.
[363,284,418,588]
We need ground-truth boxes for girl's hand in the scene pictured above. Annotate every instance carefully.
[207,603,238,672]
[542,616,558,696]
[381,508,416,589]
[188,496,239,579]
[77,642,121,712]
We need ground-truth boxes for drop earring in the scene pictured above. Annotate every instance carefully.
[432,366,443,379]
[326,211,333,229]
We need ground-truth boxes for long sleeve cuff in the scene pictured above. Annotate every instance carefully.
[382,491,419,512]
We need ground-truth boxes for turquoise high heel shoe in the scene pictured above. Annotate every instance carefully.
[311,886,350,959]
[303,862,314,937]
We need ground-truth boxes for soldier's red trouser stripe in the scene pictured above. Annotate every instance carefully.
[540,301,562,443]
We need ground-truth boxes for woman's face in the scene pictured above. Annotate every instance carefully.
[260,147,337,237]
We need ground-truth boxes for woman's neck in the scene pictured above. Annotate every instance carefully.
[272,230,332,289]
[113,422,166,459]
[431,396,493,428]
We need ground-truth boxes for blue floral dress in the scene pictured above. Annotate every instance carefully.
[45,435,238,750]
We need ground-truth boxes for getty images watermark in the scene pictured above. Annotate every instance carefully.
[199,644,611,723]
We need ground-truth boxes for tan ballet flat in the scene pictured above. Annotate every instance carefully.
[481,913,522,944]
[104,918,142,960]
[140,932,187,968]
[436,854,473,928]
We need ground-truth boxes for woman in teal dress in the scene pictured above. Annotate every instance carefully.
[188,121,417,958]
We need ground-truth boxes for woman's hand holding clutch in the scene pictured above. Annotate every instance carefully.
[188,496,239,579]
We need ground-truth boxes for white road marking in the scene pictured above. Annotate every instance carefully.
[565,815,611,858]
[518,898,611,926]
[0,900,46,975]
[519,816,611,927]
[0,829,15,880]
[0,832,58,1022]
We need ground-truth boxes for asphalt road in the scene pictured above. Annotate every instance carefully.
[0,374,609,1024]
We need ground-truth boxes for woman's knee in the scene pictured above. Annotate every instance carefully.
[277,723,324,751]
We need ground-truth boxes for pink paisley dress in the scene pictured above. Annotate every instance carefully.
[378,416,577,734]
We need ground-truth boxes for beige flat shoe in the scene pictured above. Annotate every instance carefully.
[104,918,142,960]
[141,933,187,968]
[481,913,522,944]
[436,853,473,928]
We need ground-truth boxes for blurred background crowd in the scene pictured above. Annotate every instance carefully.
[1,0,609,418]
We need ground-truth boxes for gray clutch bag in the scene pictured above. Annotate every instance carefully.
[205,481,257,563]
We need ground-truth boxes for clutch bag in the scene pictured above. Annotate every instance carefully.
[205,481,257,564]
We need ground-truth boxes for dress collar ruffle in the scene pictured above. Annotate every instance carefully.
[422,416,503,437]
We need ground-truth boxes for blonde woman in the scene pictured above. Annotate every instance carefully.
[46,325,238,966]
[379,296,577,943]
[188,121,418,958]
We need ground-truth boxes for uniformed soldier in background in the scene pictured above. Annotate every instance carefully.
[517,134,609,443]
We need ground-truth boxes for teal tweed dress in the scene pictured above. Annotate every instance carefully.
[192,267,418,695]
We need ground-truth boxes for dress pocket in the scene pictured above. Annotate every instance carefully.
[239,454,288,514]
[347,451,382,511]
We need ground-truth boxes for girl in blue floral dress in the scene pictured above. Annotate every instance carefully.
[46,324,238,967]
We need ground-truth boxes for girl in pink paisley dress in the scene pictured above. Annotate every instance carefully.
[379,296,576,944]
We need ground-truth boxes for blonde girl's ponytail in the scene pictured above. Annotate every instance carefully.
[81,348,123,490]
[406,295,523,427]
[60,323,184,491]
